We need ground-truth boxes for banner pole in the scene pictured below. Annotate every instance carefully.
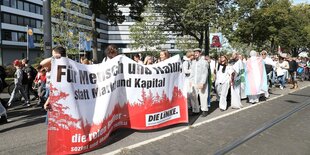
[27,25,29,60]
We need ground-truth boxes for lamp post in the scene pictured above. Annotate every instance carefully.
[43,0,52,58]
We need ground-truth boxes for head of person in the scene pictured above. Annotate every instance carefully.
[13,59,21,68]
[231,51,239,60]
[159,50,170,61]
[22,58,29,66]
[82,58,90,64]
[205,55,211,63]
[279,56,284,62]
[220,55,228,65]
[249,50,257,57]
[52,46,66,58]
[80,56,86,63]
[193,48,202,59]
[133,54,141,62]
[105,44,119,59]
[41,68,47,75]
[260,50,268,59]
[185,50,195,60]
[36,65,43,72]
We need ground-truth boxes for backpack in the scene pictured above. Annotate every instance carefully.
[25,66,37,81]
[265,64,273,74]
[0,66,6,80]
[29,66,37,80]
[22,70,29,85]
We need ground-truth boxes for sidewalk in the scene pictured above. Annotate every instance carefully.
[84,81,310,155]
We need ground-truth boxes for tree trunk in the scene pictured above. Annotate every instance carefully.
[91,13,98,64]
[270,38,274,54]
[204,24,210,56]
[198,31,204,49]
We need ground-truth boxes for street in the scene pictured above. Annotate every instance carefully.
[0,81,309,155]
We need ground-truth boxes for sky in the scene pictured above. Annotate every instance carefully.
[293,0,310,4]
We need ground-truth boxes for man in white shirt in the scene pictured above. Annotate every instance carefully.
[189,48,209,117]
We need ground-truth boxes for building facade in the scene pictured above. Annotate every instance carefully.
[0,0,177,65]
[1,0,110,65]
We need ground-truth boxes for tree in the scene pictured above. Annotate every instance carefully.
[51,0,83,58]
[153,0,232,55]
[227,0,310,55]
[89,0,148,63]
[175,35,199,52]
[129,4,168,52]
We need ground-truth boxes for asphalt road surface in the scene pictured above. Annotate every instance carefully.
[0,81,309,155]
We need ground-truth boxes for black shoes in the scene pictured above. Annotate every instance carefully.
[22,101,31,107]
[201,111,208,117]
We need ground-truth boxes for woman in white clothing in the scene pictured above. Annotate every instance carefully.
[215,55,231,111]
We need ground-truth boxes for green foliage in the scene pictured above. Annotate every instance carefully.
[129,4,168,51]
[175,35,199,52]
[51,0,86,56]
[5,65,16,78]
[88,0,148,63]
[226,0,310,55]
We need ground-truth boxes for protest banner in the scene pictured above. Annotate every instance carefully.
[47,55,188,154]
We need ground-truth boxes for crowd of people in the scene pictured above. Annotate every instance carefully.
[182,48,310,117]
[0,44,309,123]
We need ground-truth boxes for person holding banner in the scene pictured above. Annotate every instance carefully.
[102,44,119,62]
[40,46,67,111]
[189,48,209,117]
[183,51,195,113]
[158,50,170,62]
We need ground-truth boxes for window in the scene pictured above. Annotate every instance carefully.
[24,18,30,26]
[36,6,42,14]
[17,0,23,10]
[11,15,17,25]
[35,35,43,43]
[3,0,10,7]
[99,33,108,40]
[3,31,12,40]
[36,20,42,28]
[29,3,36,13]
[30,19,36,28]
[18,32,26,42]
[12,32,18,41]
[17,16,23,25]
[2,13,10,23]
[11,0,16,8]
[24,2,29,11]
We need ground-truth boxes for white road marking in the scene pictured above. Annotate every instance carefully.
[104,85,309,155]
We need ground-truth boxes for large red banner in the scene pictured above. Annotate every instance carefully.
[47,55,188,154]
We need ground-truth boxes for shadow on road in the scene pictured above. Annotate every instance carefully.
[0,97,47,133]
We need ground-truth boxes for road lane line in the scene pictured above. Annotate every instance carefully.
[214,98,310,155]
[104,85,309,155]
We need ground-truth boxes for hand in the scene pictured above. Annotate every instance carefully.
[44,99,52,111]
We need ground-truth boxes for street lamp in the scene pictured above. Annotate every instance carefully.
[43,0,52,58]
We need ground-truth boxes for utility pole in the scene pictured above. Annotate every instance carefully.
[43,0,52,58]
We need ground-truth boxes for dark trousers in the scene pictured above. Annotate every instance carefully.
[25,81,38,99]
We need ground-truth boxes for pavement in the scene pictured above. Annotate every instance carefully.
[0,81,309,155]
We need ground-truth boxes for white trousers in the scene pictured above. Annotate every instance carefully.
[231,85,242,109]
[216,82,230,110]
[190,85,209,112]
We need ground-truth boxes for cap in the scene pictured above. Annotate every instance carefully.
[193,48,202,52]
[13,59,20,66]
